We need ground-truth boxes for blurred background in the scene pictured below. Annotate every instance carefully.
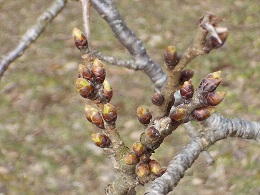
[0,0,259,194]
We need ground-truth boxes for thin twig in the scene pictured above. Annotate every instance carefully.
[0,0,67,79]
[80,0,92,53]
[93,50,138,70]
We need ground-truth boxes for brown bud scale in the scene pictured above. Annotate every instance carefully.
[137,106,152,125]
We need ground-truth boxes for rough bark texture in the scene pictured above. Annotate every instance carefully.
[145,113,260,194]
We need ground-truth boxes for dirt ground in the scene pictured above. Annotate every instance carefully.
[0,0,259,194]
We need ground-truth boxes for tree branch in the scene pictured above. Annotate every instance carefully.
[91,0,167,90]
[0,0,67,79]
[145,113,260,194]
[93,50,138,70]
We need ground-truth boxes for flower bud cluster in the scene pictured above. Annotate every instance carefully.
[76,59,112,103]
[170,71,225,123]
[123,138,165,184]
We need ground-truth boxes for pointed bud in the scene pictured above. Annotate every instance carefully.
[137,106,152,125]
[180,80,194,100]
[140,154,151,163]
[192,106,215,121]
[92,59,106,84]
[199,71,222,93]
[149,160,161,176]
[145,126,160,140]
[170,107,186,123]
[124,152,140,165]
[151,93,165,106]
[210,28,228,49]
[76,78,95,99]
[205,91,225,106]
[164,46,179,68]
[103,103,117,123]
[132,142,145,156]
[91,133,111,148]
[78,64,95,81]
[180,69,194,82]
[85,105,104,129]
[85,105,97,122]
[103,80,113,102]
[136,163,150,178]
[72,27,88,51]
[157,167,167,177]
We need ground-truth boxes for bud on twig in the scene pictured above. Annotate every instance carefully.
[124,152,140,165]
[151,93,165,106]
[145,126,160,141]
[170,107,186,123]
[72,27,88,51]
[157,167,167,177]
[137,106,152,125]
[180,80,194,100]
[78,64,95,82]
[205,91,225,106]
[149,160,161,176]
[136,163,150,178]
[85,105,104,129]
[164,46,179,68]
[210,27,228,49]
[92,58,106,84]
[132,142,145,157]
[199,71,222,93]
[103,103,117,123]
[180,69,194,82]
[140,154,151,163]
[76,78,95,99]
[103,80,113,102]
[91,133,111,148]
[192,106,215,121]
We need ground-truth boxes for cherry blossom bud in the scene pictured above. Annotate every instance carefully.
[151,93,164,106]
[136,163,150,178]
[149,160,161,176]
[180,80,194,100]
[103,80,113,102]
[76,78,95,99]
[192,107,215,121]
[145,126,160,140]
[78,64,95,82]
[103,103,117,123]
[132,142,145,157]
[72,27,88,51]
[180,69,194,82]
[170,107,186,123]
[164,46,179,68]
[92,58,106,84]
[137,106,152,125]
[91,133,111,148]
[199,71,222,93]
[124,152,140,165]
[205,91,225,106]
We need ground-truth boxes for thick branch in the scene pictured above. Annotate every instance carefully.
[145,113,260,194]
[91,0,166,90]
[0,0,67,78]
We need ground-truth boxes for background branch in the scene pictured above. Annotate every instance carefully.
[0,0,67,78]
[91,0,167,90]
[145,113,260,194]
